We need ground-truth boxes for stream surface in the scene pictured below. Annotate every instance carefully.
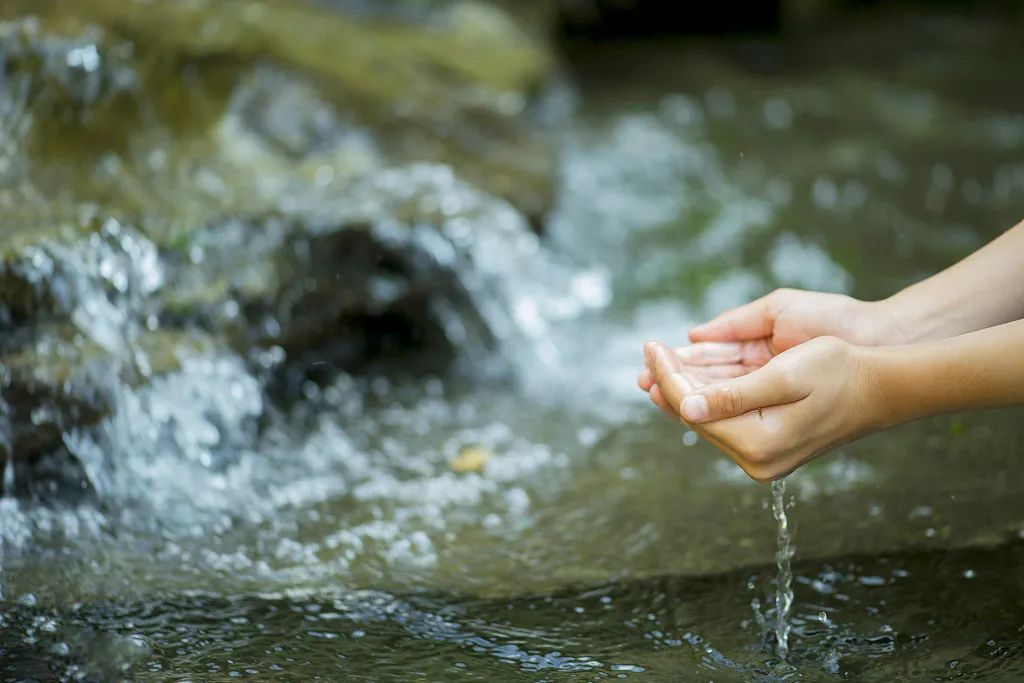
[4,5,1024,682]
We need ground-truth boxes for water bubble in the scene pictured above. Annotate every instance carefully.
[762,97,794,130]
[65,44,100,72]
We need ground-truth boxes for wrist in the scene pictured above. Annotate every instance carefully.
[858,342,937,430]
[866,295,929,346]
[853,345,898,431]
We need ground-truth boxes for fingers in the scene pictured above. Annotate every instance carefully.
[642,344,751,386]
[649,384,680,421]
[680,363,806,423]
[674,342,743,365]
[689,296,775,343]
[649,342,705,409]
[676,340,775,369]
[685,364,749,381]
[646,342,793,482]
[644,340,681,374]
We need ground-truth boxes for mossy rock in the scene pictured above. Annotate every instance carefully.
[0,0,558,221]
[0,1,554,465]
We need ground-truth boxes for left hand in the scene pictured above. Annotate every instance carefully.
[640,337,881,482]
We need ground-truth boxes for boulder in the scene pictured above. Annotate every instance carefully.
[0,1,560,462]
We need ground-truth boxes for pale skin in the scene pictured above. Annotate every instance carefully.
[637,219,1024,483]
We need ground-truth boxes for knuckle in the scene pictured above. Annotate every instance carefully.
[715,385,743,416]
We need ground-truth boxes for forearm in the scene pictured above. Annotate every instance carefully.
[867,318,1024,427]
[874,219,1024,343]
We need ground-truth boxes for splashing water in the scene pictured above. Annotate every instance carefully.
[770,478,795,659]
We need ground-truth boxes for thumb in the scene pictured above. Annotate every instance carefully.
[680,364,804,423]
[689,296,773,343]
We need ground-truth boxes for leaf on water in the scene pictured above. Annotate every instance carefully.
[450,445,491,474]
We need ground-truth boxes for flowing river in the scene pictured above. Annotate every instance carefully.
[2,3,1024,681]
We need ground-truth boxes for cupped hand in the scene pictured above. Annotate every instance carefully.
[636,342,771,421]
[688,288,889,365]
[637,289,888,419]
[641,337,881,482]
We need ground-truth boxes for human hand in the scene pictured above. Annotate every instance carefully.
[687,287,890,367]
[637,344,760,421]
[636,290,887,418]
[630,286,880,419]
[641,337,881,482]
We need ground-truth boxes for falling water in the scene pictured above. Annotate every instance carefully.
[2,456,12,496]
[0,457,10,600]
[770,478,794,659]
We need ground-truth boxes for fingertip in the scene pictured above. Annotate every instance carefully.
[637,368,654,391]
[689,321,728,343]
[650,342,683,376]
[643,340,658,366]
[682,394,710,422]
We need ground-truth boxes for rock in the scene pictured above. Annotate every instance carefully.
[0,217,162,353]
[0,327,220,461]
[0,0,559,222]
[0,1,561,462]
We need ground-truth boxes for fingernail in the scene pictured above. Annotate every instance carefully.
[682,395,709,421]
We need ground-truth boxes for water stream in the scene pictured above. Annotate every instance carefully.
[770,479,794,660]
[2,3,1024,681]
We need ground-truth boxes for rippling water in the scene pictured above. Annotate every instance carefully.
[3,4,1024,681]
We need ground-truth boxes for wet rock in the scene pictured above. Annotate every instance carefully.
[0,1,562,462]
[0,328,220,462]
[0,216,162,353]
[0,0,559,221]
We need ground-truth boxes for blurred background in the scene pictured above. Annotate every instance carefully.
[1,0,1024,680]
